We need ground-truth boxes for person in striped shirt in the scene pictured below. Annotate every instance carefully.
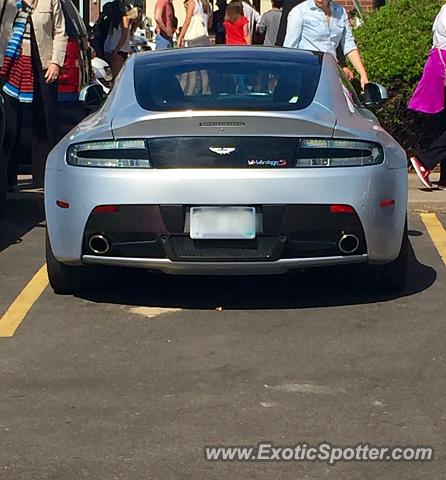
[0,0,67,190]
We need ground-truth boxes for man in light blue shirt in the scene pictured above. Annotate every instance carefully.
[283,0,369,88]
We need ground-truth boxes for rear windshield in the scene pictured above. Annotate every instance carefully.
[134,54,322,112]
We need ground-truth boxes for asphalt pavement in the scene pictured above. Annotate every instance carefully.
[0,176,445,480]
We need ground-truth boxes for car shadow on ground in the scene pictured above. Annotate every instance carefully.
[77,240,437,310]
[0,181,45,253]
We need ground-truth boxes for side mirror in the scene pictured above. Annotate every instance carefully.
[79,84,105,111]
[363,82,388,106]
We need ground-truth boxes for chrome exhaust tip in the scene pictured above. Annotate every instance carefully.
[338,234,360,254]
[88,234,111,255]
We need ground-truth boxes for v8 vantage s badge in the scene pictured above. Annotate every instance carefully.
[247,159,289,167]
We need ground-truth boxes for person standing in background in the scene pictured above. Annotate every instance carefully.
[154,0,176,48]
[257,0,282,46]
[90,1,115,58]
[224,1,251,45]
[0,0,67,189]
[408,3,446,190]
[211,0,227,44]
[283,0,368,88]
[231,0,261,39]
[177,0,212,47]
[105,4,142,79]
[275,0,303,46]
[275,0,353,80]
[240,0,260,39]
[128,8,143,43]
[224,1,250,94]
[177,0,212,97]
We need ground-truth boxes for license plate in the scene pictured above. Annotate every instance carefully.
[190,207,256,240]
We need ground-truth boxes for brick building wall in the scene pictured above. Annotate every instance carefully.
[338,0,375,12]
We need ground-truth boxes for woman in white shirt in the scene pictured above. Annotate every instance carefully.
[178,0,212,47]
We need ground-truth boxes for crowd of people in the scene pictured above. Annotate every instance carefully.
[86,0,369,90]
[147,0,369,91]
[154,0,364,66]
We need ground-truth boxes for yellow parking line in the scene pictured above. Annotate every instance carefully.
[0,264,48,338]
[421,213,446,267]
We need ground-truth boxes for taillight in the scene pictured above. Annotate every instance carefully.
[330,204,355,213]
[56,200,70,209]
[58,38,81,94]
[93,205,119,214]
[295,139,384,167]
[66,140,152,168]
[379,199,395,208]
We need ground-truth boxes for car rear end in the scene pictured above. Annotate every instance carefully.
[45,48,408,293]
[48,136,403,271]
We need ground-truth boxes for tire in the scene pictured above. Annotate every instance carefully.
[364,223,409,293]
[46,231,103,295]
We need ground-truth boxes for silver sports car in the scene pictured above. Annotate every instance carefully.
[45,47,408,294]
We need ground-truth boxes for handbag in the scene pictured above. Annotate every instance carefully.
[184,8,207,41]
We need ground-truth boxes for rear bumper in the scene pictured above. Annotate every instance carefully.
[82,253,368,275]
[80,204,368,262]
[45,161,408,266]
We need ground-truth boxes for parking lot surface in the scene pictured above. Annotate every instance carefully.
[0,186,445,479]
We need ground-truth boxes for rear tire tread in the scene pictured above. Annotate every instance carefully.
[46,232,102,295]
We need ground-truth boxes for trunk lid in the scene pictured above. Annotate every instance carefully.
[111,109,336,168]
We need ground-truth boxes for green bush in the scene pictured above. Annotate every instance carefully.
[354,0,444,152]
